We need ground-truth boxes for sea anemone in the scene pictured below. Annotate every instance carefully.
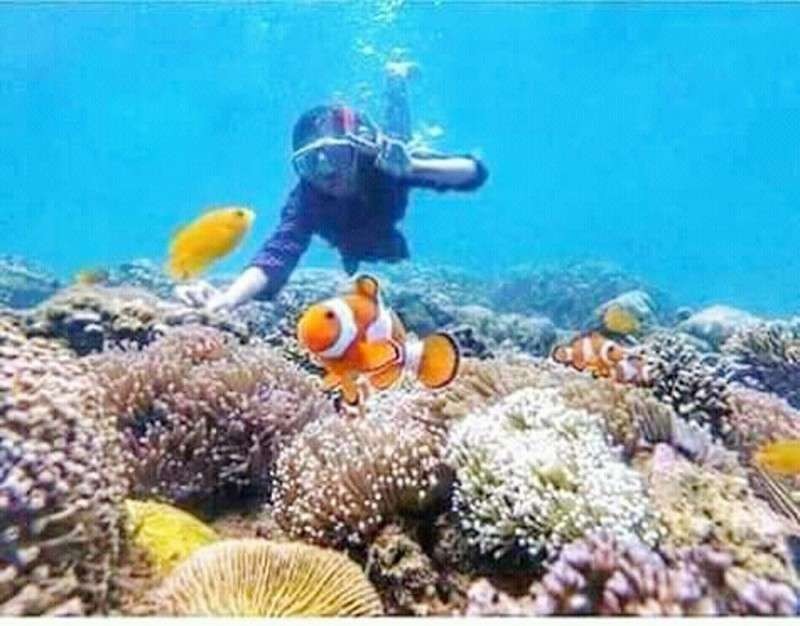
[124,500,219,576]
[155,539,383,616]
[447,387,660,561]
[91,325,330,506]
[272,414,451,548]
[0,317,123,615]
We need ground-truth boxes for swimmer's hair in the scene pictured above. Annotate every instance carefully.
[292,105,378,152]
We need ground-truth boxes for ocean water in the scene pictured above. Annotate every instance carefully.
[2,1,800,316]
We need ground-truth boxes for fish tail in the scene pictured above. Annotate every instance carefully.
[412,332,460,389]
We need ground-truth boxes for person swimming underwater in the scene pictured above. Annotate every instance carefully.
[176,62,489,312]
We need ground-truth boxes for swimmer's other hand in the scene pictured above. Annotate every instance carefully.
[374,136,413,178]
[174,280,226,311]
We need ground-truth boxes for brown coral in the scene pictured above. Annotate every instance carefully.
[0,316,123,615]
[642,444,797,587]
[90,325,330,506]
[273,414,451,548]
[155,539,383,616]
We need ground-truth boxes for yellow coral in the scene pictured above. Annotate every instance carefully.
[125,500,219,575]
[155,539,383,616]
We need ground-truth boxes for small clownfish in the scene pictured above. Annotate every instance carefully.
[167,206,255,281]
[551,331,650,386]
[754,439,800,476]
[297,275,461,406]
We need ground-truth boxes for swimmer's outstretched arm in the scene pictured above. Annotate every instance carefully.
[407,153,483,187]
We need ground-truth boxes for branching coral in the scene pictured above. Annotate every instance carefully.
[22,285,249,355]
[155,539,383,616]
[90,325,330,506]
[642,444,797,588]
[529,534,797,616]
[448,305,556,357]
[447,388,660,561]
[0,317,123,615]
[723,318,800,409]
[124,500,219,576]
[272,414,451,548]
[642,332,733,441]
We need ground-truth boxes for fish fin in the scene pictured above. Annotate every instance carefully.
[353,274,381,300]
[369,363,403,390]
[339,375,361,406]
[359,340,402,372]
[417,333,460,389]
[321,370,342,392]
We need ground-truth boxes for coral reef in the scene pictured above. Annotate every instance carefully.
[106,259,176,299]
[155,539,383,616]
[642,332,734,441]
[21,285,249,356]
[124,500,219,575]
[594,289,657,335]
[0,316,123,615]
[365,523,467,616]
[641,444,797,587]
[723,318,800,409]
[0,255,61,309]
[273,414,451,548]
[448,305,556,357]
[490,261,671,329]
[447,387,660,561]
[91,326,329,506]
[724,384,800,459]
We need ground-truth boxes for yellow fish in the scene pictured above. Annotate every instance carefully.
[602,304,641,336]
[754,439,800,476]
[74,268,109,286]
[167,206,255,280]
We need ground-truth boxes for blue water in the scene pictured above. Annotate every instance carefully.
[2,1,800,315]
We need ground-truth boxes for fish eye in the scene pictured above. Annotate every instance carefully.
[324,310,336,321]
[235,209,244,217]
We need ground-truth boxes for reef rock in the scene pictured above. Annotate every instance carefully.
[679,305,762,350]
[20,285,249,355]
[0,255,61,309]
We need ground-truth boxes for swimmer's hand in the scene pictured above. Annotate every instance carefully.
[374,135,414,178]
[174,280,232,313]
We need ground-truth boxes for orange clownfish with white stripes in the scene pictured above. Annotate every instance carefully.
[551,331,651,386]
[297,275,461,406]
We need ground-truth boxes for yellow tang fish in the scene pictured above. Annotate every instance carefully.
[603,304,641,336]
[167,206,255,280]
[754,439,800,476]
[74,267,109,286]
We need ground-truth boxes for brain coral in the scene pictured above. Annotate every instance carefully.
[0,317,123,615]
[447,387,660,561]
[155,539,383,616]
[273,414,451,548]
[90,325,330,506]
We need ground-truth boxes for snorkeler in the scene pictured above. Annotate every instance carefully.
[176,62,488,311]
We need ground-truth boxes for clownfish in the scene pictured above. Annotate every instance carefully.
[551,331,650,386]
[297,275,460,406]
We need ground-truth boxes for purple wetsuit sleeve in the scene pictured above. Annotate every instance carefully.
[249,186,313,299]
[403,153,489,192]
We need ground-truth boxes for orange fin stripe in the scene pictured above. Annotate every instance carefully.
[418,333,460,389]
[321,371,342,391]
[359,340,402,372]
[354,275,380,300]
[340,375,360,406]
[369,364,403,390]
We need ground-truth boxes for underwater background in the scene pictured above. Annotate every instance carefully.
[2,1,800,314]
[5,0,800,619]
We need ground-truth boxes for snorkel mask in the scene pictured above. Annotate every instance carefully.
[291,106,379,196]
